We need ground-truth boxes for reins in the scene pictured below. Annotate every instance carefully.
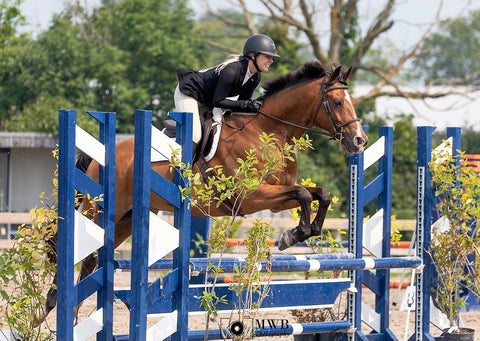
[225,75,360,142]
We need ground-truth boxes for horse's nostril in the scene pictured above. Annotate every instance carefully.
[354,136,366,147]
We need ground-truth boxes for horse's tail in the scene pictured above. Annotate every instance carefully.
[75,152,92,210]
[76,151,92,173]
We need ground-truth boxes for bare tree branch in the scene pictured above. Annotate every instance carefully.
[329,0,358,62]
[205,40,241,54]
[353,0,395,63]
[238,0,258,35]
[200,0,480,105]
[358,1,444,101]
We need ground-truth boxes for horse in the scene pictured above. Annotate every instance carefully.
[35,61,368,326]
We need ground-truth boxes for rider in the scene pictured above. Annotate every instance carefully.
[174,34,280,145]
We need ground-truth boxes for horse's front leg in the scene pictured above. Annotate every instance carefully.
[277,186,314,251]
[236,184,322,250]
[305,187,331,237]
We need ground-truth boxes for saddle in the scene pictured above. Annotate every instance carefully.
[163,110,220,164]
[163,111,241,215]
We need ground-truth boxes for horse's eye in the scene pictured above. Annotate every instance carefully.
[333,98,343,107]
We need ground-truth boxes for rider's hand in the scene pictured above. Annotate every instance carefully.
[246,99,263,112]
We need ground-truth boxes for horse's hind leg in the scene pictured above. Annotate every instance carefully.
[33,232,58,327]
[307,187,331,237]
[33,274,57,327]
[73,253,98,322]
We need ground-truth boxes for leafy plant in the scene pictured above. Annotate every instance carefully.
[0,149,103,340]
[428,147,480,330]
[172,133,312,339]
[0,150,58,341]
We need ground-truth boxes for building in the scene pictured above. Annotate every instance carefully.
[0,132,57,239]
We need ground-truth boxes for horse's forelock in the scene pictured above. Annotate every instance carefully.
[262,61,328,97]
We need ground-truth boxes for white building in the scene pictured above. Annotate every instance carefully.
[354,85,480,130]
[0,132,57,239]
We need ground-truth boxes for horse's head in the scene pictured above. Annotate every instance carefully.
[262,62,367,153]
[315,65,368,154]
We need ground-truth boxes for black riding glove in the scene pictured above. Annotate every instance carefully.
[245,99,263,112]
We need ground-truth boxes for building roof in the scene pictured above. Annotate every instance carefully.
[0,132,133,148]
[0,132,57,148]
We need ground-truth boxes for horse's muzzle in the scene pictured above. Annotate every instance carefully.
[343,134,368,154]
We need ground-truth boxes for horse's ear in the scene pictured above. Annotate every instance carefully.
[343,66,353,81]
[329,66,342,83]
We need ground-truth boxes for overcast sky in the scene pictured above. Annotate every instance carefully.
[20,0,480,41]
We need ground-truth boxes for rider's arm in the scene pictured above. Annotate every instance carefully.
[212,64,260,112]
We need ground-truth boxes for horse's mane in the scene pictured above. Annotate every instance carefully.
[262,61,329,97]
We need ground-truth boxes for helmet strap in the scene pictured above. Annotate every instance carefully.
[244,54,261,73]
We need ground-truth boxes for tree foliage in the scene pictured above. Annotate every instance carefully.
[413,9,480,86]
[0,0,199,133]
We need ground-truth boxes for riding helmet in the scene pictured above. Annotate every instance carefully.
[243,34,280,57]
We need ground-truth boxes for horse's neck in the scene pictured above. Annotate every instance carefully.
[261,87,315,138]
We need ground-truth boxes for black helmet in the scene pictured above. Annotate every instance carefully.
[243,34,280,57]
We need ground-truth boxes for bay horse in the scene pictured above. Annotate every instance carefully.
[36,61,368,326]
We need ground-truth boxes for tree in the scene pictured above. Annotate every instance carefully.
[92,0,200,121]
[413,9,480,86]
[1,0,200,133]
[197,1,480,104]
[390,115,417,218]
[0,0,28,125]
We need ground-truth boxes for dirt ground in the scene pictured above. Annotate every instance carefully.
[30,269,479,341]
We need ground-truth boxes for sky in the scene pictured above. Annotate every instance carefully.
[18,0,480,130]
[20,0,480,40]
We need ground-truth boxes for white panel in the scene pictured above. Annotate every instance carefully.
[0,330,17,341]
[73,308,103,341]
[151,125,182,162]
[74,210,104,264]
[148,211,179,266]
[75,126,105,166]
[430,216,451,246]
[363,136,385,171]
[432,136,453,164]
[147,310,177,341]
[430,298,450,330]
[362,209,384,258]
[361,302,381,332]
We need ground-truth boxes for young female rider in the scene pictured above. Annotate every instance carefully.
[174,34,280,145]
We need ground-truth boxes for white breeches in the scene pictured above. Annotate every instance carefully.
[174,85,205,143]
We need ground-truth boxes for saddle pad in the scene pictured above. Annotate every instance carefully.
[204,122,222,162]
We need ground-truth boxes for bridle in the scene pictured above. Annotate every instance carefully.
[316,76,361,141]
[250,75,361,141]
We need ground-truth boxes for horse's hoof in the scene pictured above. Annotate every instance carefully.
[278,230,295,251]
